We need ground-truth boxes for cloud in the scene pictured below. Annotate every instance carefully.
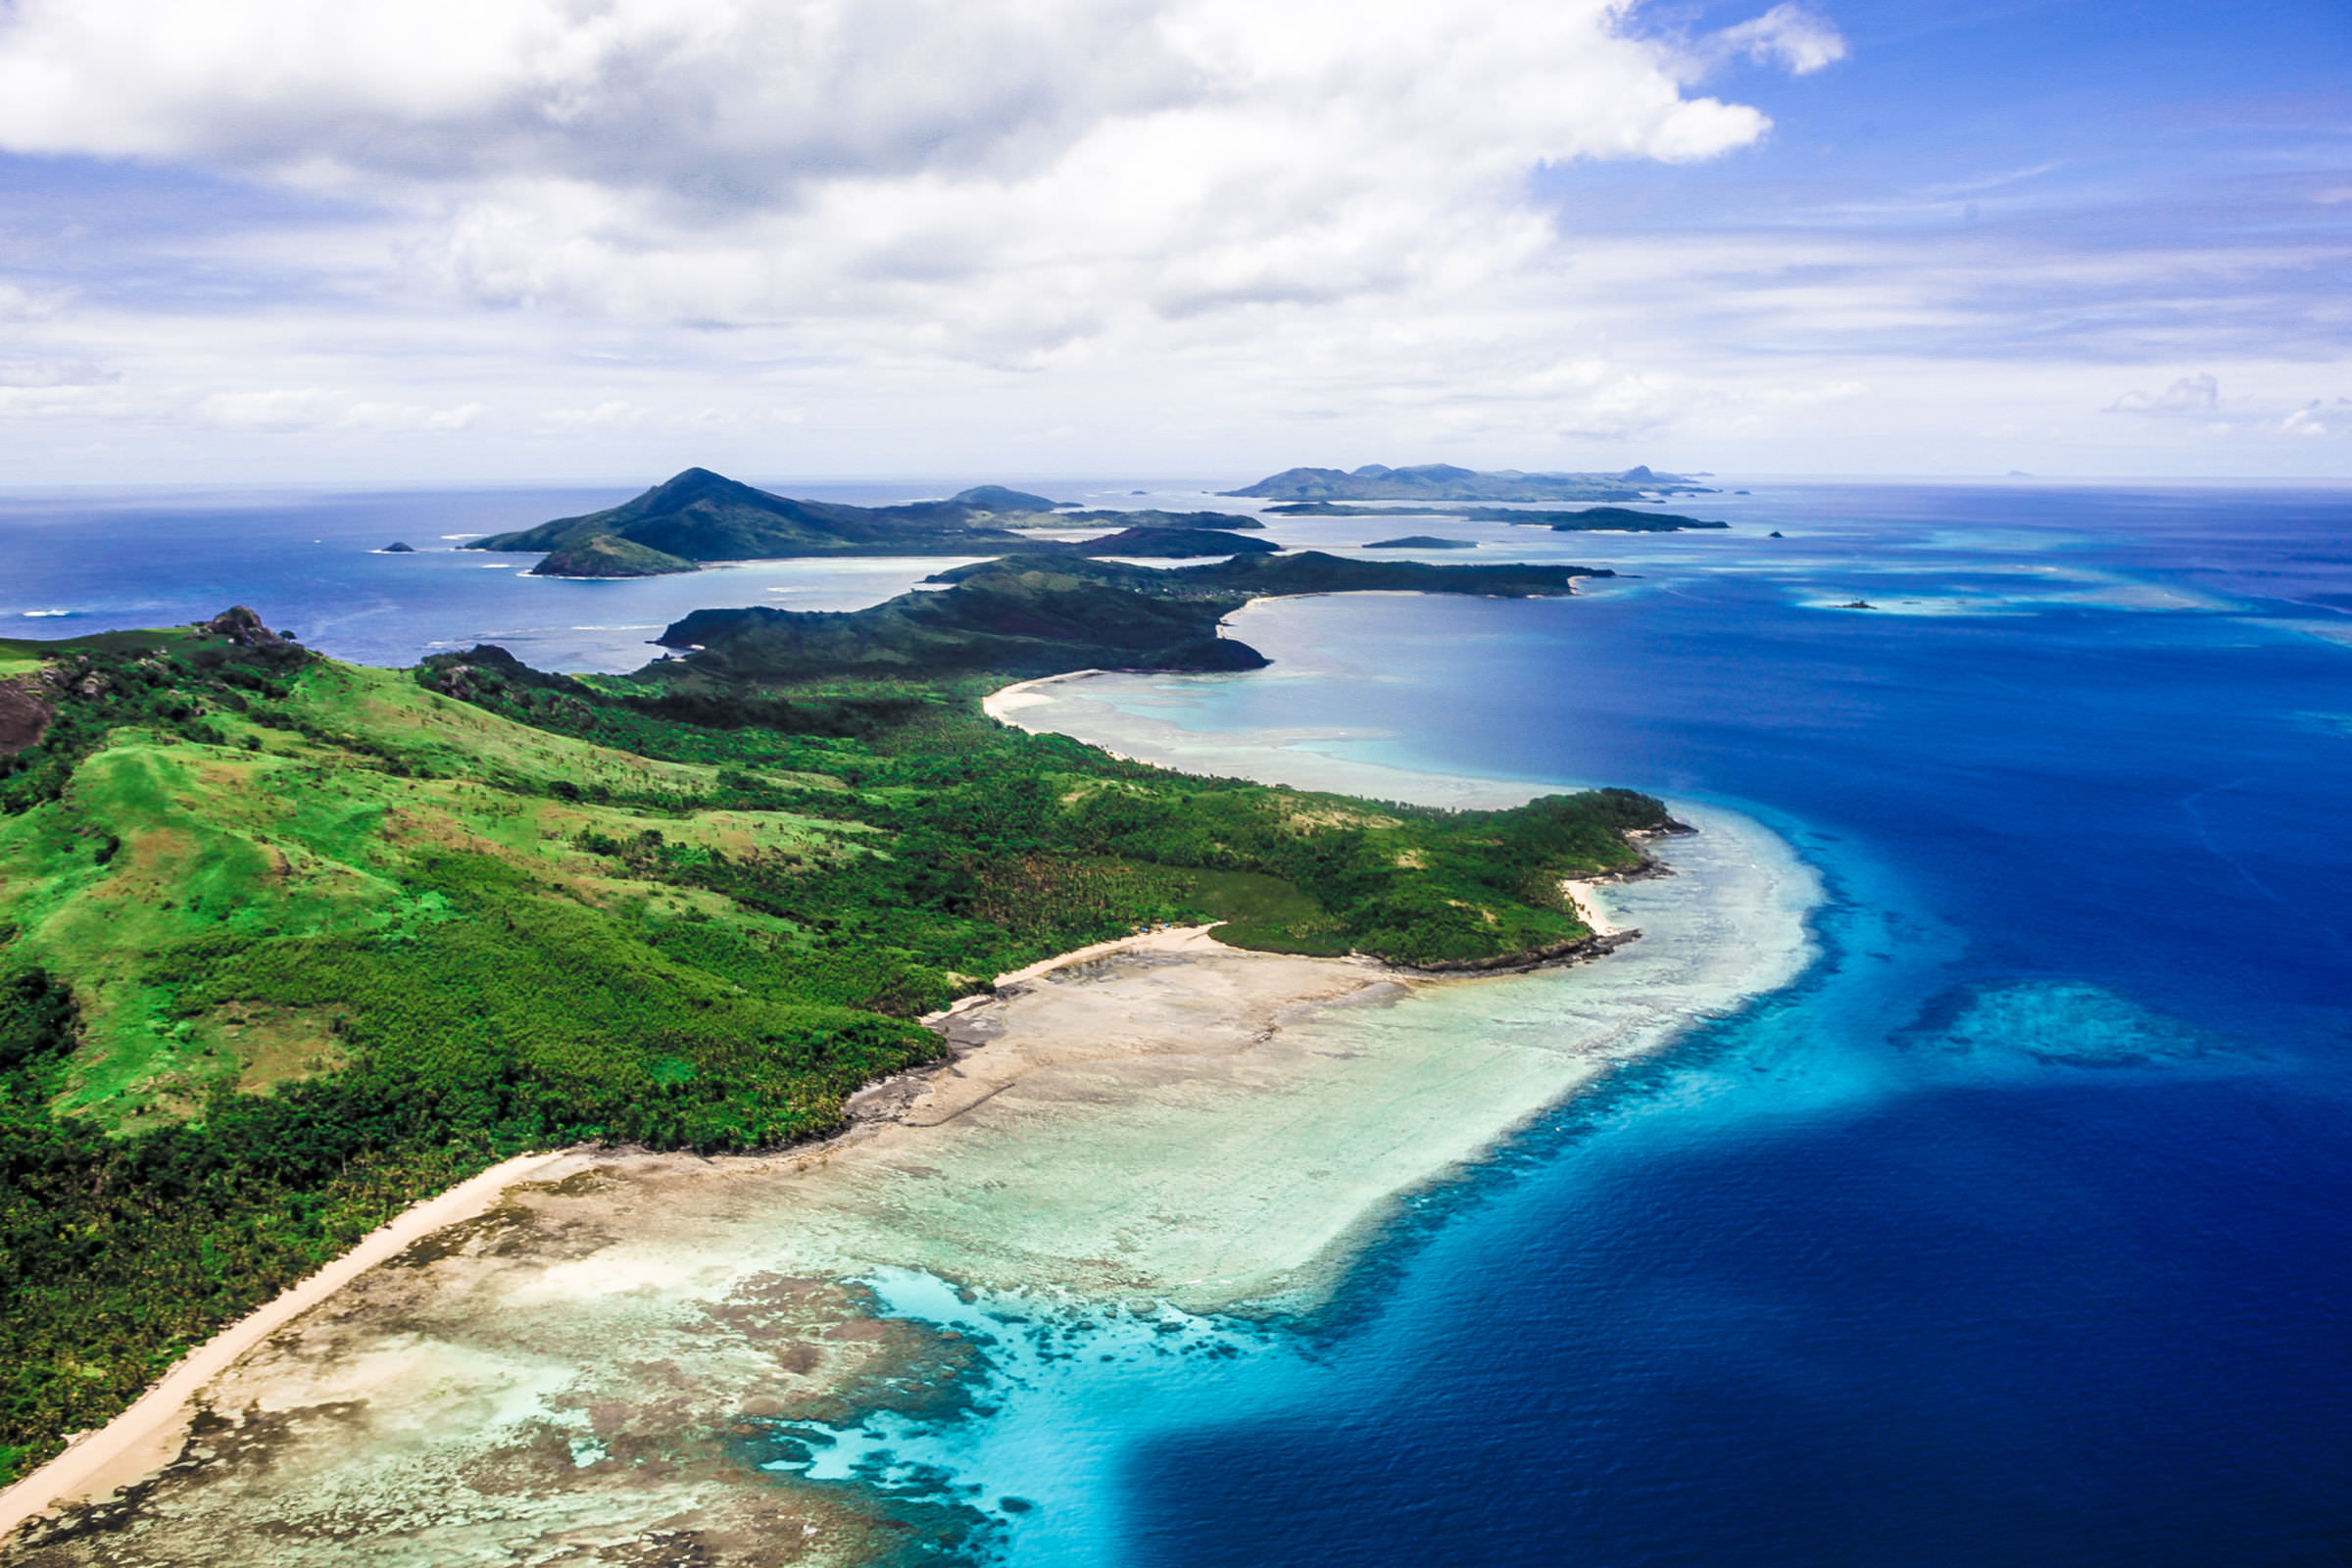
[540,400,652,430]
[1707,3,1847,75]
[2106,372,2221,415]
[0,281,69,321]
[0,0,1802,360]
[2282,398,2351,438]
[0,358,114,388]
[342,399,483,431]
[193,387,482,431]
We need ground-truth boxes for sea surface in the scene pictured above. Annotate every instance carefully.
[7,477,2351,1564]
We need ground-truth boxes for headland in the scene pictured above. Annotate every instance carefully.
[0,761,1814,1567]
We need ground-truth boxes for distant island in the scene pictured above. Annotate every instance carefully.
[463,468,1268,577]
[1225,462,1708,503]
[1273,501,1726,532]
[662,551,1607,680]
[1364,536,1474,549]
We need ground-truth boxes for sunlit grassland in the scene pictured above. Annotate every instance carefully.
[1,662,890,1135]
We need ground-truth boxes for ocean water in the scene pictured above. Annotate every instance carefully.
[0,478,1137,671]
[7,478,2352,1564]
[974,481,2352,1568]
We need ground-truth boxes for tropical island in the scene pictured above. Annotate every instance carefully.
[1268,501,1727,531]
[0,553,1668,1497]
[462,468,1268,576]
[1224,462,1709,503]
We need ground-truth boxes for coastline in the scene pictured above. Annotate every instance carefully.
[2,677,1819,1565]
[0,1151,575,1543]
[0,921,1237,1547]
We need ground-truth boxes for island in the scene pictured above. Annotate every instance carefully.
[990,508,1267,531]
[654,552,1599,680]
[1225,462,1709,503]
[1268,501,1727,531]
[465,468,1268,576]
[945,484,1068,512]
[0,558,1663,1504]
[1364,536,1475,549]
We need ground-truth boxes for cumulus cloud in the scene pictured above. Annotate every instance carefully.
[2282,398,2351,438]
[0,0,1810,359]
[1706,3,1847,75]
[539,400,653,430]
[342,399,484,432]
[0,282,69,321]
[2107,372,2221,415]
[193,387,482,431]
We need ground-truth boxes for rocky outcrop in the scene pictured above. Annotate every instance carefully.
[0,677,53,757]
[202,607,294,652]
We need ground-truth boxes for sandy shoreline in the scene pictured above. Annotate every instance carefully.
[0,1151,575,1542]
[0,918,1276,1546]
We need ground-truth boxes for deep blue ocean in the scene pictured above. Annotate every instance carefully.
[7,477,2350,1563]
[1084,484,2352,1568]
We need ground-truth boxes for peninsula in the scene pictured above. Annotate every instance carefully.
[0,557,1659,1500]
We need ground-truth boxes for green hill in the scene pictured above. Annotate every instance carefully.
[469,467,1031,573]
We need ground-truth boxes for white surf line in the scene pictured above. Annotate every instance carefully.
[0,1150,580,1544]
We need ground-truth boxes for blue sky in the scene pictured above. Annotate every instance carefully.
[0,0,2345,482]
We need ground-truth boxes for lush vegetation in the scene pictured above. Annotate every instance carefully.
[0,609,1667,1486]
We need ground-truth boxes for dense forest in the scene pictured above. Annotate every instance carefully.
[0,609,1668,1484]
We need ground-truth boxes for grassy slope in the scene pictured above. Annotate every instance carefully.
[0,627,1668,1485]
[2,660,887,1131]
